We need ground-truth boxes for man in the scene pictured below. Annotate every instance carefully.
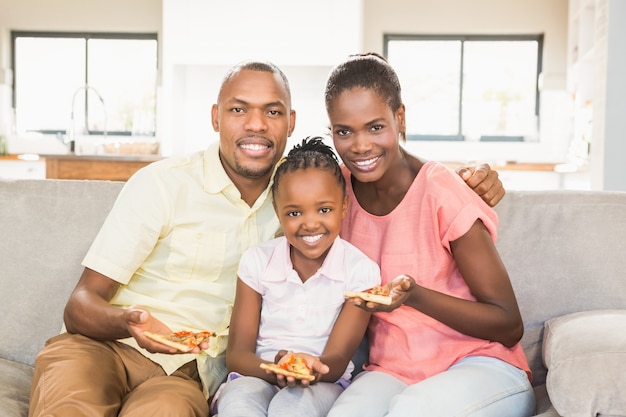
[28,60,504,417]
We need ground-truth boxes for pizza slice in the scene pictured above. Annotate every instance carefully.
[143,330,214,353]
[259,354,315,381]
[344,285,392,305]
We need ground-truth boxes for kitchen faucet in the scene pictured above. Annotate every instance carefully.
[67,84,108,153]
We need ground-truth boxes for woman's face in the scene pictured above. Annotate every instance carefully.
[328,87,405,183]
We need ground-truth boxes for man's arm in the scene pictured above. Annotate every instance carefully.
[456,163,505,207]
[63,267,200,354]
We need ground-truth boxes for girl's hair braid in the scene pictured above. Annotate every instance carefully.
[272,136,346,196]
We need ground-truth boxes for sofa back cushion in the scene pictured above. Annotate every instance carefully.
[2,180,626,388]
[494,190,626,386]
[0,179,124,367]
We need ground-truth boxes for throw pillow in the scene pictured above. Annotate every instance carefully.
[542,310,626,417]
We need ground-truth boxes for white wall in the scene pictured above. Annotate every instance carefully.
[159,0,362,156]
[361,0,571,164]
[0,0,576,168]
[590,0,626,191]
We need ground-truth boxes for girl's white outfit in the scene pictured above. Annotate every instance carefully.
[216,236,380,417]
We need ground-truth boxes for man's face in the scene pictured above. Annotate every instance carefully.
[212,69,295,183]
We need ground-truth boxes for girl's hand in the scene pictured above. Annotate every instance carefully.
[350,275,415,312]
[271,351,329,388]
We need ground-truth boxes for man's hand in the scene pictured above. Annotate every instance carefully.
[456,163,505,207]
[125,306,208,354]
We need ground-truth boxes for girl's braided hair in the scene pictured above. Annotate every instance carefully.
[271,136,345,197]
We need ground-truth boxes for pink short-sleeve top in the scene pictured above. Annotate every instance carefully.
[340,161,531,384]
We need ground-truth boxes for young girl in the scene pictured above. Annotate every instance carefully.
[216,137,381,417]
[325,53,535,417]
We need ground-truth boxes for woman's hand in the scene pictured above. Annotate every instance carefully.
[348,275,415,313]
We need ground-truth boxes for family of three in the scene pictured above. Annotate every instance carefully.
[28,53,534,417]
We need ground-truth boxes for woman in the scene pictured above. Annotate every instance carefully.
[325,53,535,417]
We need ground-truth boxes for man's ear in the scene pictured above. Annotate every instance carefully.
[211,104,219,132]
[288,109,296,137]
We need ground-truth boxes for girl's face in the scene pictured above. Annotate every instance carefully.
[273,168,347,266]
[328,87,405,183]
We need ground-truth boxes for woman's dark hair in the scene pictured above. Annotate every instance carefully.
[324,52,402,116]
[271,136,345,197]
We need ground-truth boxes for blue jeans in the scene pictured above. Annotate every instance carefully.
[327,356,535,417]
[216,375,344,417]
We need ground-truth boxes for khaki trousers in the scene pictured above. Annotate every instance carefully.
[29,333,209,417]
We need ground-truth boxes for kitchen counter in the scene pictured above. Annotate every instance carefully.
[442,161,561,171]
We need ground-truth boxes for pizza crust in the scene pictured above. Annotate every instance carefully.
[143,330,213,353]
[343,290,392,305]
[260,362,316,381]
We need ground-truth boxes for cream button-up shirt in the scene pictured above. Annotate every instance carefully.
[82,141,280,397]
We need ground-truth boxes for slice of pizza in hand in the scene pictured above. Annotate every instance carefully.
[343,285,392,305]
[143,330,214,353]
[260,353,315,381]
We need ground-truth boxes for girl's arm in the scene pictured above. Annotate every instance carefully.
[406,219,523,347]
[226,278,275,382]
[317,302,371,382]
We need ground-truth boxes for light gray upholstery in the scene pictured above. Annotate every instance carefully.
[1,180,626,416]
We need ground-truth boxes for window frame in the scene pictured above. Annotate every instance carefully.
[11,30,159,137]
[383,33,544,142]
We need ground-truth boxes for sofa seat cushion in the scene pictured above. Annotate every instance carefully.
[542,310,626,417]
[0,357,33,417]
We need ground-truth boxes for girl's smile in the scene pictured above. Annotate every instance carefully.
[273,167,347,280]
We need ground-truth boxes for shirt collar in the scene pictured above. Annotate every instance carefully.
[262,237,346,283]
[203,141,232,194]
[202,141,277,212]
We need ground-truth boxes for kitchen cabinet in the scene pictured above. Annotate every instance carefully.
[44,155,160,181]
[0,155,46,179]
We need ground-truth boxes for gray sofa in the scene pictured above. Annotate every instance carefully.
[1,178,626,417]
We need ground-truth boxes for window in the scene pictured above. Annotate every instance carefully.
[12,31,158,137]
[384,34,543,142]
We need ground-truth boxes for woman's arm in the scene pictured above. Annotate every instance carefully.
[404,219,523,347]
[351,220,523,348]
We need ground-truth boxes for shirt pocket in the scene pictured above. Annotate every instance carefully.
[165,228,226,281]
